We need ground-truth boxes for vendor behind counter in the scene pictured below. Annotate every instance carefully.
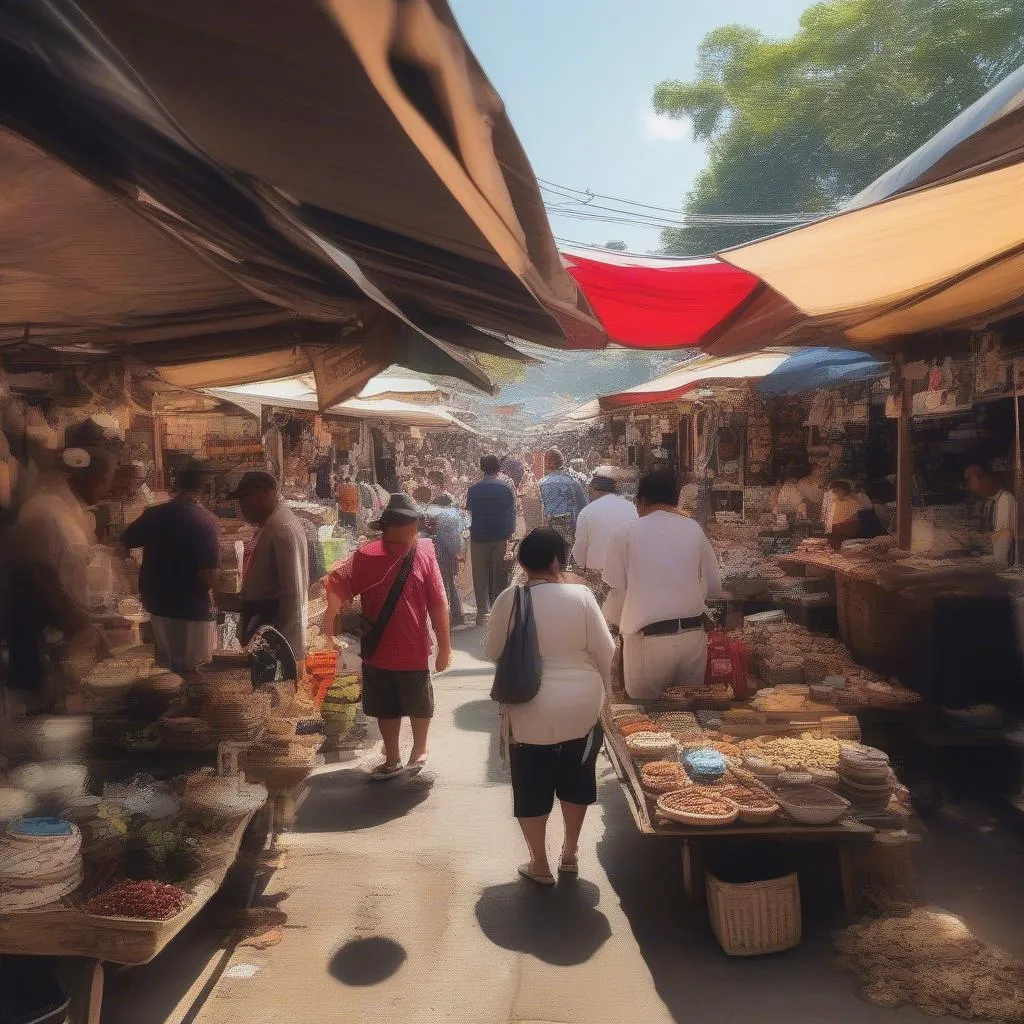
[965,461,1017,568]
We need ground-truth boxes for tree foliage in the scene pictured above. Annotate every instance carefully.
[653,0,1024,255]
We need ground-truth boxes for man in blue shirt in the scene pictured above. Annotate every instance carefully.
[539,447,589,547]
[120,461,220,671]
[465,454,516,623]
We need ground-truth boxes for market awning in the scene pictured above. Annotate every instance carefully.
[707,64,1024,355]
[205,377,479,432]
[597,350,792,411]
[561,249,759,349]
[0,0,606,380]
[756,348,887,397]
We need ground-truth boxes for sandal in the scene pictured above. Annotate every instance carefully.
[407,753,429,776]
[368,761,406,782]
[518,863,556,887]
[558,851,579,875]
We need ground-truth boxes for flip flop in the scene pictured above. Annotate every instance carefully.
[518,863,556,887]
[407,754,429,776]
[368,761,406,782]
[558,855,580,875]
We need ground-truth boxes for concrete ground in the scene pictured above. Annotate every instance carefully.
[102,631,1024,1024]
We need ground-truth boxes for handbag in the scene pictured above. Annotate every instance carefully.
[357,543,418,661]
[490,585,542,704]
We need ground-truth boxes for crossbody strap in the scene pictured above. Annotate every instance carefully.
[361,542,418,659]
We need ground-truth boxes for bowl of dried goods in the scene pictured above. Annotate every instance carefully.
[625,731,678,760]
[776,783,850,825]
[639,760,690,798]
[656,789,739,828]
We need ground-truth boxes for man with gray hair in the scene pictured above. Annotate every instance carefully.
[539,447,588,547]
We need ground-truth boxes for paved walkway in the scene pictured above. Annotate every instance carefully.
[103,631,1024,1024]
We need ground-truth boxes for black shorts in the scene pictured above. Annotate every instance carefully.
[509,725,604,818]
[362,664,434,720]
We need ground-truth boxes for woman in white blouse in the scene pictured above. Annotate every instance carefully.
[485,528,615,886]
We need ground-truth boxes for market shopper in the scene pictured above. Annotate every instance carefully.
[326,494,451,779]
[965,461,1018,566]
[571,472,638,594]
[465,454,516,623]
[218,471,309,660]
[602,469,723,700]
[119,461,220,672]
[1,419,120,702]
[826,479,889,549]
[484,528,614,885]
[431,493,466,629]
[336,470,362,535]
[539,448,589,547]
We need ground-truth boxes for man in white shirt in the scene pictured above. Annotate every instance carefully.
[602,469,723,700]
[965,462,1018,567]
[571,472,638,586]
[219,472,310,659]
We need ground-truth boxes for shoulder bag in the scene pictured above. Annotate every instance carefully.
[358,543,418,661]
[490,584,542,704]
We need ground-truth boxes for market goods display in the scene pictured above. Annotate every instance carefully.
[775,783,850,825]
[656,789,739,827]
[86,879,189,920]
[128,671,184,719]
[835,907,1024,1021]
[682,748,727,782]
[639,760,690,796]
[734,621,921,709]
[0,818,84,912]
[82,657,155,713]
[625,731,678,760]
[123,820,201,884]
[0,786,37,823]
[838,745,895,811]
[159,716,216,751]
[662,684,734,706]
[183,773,268,823]
[620,718,658,737]
[8,763,88,805]
[739,735,849,773]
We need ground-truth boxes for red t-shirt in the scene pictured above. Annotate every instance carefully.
[327,540,446,671]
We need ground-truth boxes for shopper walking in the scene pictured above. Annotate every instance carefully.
[485,528,614,884]
[336,470,362,535]
[570,471,638,597]
[465,454,516,624]
[431,493,466,629]
[218,471,309,660]
[326,494,451,779]
[120,461,220,672]
[602,469,723,700]
[538,448,588,548]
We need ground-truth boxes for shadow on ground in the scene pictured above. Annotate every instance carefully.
[475,876,611,967]
[294,769,435,833]
[329,937,407,986]
[452,698,504,783]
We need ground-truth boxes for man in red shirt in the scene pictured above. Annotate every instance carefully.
[326,494,451,780]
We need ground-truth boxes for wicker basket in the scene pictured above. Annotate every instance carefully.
[656,791,738,827]
[706,871,801,956]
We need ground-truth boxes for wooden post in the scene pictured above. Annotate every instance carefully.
[896,372,912,549]
[153,413,166,492]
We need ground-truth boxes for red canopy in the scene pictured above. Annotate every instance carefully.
[561,250,759,349]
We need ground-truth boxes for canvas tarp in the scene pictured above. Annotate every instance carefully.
[597,351,792,411]
[707,64,1024,355]
[0,0,605,400]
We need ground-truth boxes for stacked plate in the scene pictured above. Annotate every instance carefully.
[838,745,895,812]
[0,818,84,912]
[625,731,678,761]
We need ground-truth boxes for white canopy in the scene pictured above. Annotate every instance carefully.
[597,350,792,411]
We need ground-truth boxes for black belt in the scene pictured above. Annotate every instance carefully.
[640,615,705,637]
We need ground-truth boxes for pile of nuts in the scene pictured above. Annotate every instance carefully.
[640,760,690,795]
[741,735,848,771]
[86,879,188,920]
[658,789,735,817]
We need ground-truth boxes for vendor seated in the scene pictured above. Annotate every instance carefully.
[826,479,886,549]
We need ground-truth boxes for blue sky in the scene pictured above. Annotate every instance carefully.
[450,0,810,253]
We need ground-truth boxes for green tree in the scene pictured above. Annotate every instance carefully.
[652,0,1024,255]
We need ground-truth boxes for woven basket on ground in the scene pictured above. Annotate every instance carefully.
[706,872,801,956]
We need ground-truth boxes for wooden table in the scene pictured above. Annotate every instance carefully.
[602,716,876,915]
[0,815,255,1023]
